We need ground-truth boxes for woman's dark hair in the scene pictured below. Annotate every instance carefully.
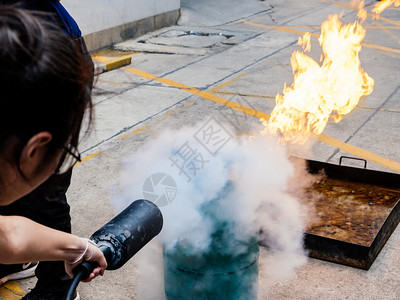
[0,6,92,158]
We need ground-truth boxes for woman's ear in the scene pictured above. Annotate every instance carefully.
[19,132,53,177]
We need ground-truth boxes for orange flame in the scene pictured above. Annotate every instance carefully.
[372,0,400,15]
[353,0,368,22]
[266,14,374,144]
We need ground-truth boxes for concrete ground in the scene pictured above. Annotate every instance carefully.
[2,0,400,299]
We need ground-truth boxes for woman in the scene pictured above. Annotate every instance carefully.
[0,4,106,288]
[0,1,95,299]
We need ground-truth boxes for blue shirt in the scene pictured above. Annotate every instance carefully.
[49,1,81,39]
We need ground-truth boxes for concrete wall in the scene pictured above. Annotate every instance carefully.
[63,0,181,51]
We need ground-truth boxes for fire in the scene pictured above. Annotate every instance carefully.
[355,0,400,18]
[354,0,368,22]
[266,14,374,144]
[372,0,400,15]
[265,0,400,144]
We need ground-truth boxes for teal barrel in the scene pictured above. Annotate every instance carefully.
[163,182,259,300]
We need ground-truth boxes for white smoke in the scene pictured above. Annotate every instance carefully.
[112,120,309,296]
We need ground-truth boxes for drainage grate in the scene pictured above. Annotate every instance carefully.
[114,26,245,55]
[139,30,235,49]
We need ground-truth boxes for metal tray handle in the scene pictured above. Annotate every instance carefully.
[339,156,367,169]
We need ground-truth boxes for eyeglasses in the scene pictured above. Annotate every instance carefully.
[55,144,81,174]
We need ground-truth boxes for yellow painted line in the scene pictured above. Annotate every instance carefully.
[125,68,270,120]
[91,49,115,57]
[208,73,275,100]
[212,91,275,99]
[316,133,400,172]
[74,150,103,168]
[209,73,248,92]
[362,42,400,54]
[372,20,400,45]
[358,105,400,113]
[92,49,139,57]
[0,281,25,299]
[279,25,320,29]
[239,19,400,55]
[334,2,400,26]
[386,7,400,11]
[126,68,400,173]
[236,132,255,137]
[239,20,320,38]
[368,14,400,27]
[118,125,149,140]
[364,25,400,29]
[91,56,111,63]
[261,24,400,29]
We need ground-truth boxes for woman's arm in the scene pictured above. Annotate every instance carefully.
[0,215,107,280]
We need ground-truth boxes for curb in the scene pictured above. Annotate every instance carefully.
[83,10,180,52]
[92,55,132,75]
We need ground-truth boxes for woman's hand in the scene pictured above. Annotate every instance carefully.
[64,238,107,282]
[0,216,107,282]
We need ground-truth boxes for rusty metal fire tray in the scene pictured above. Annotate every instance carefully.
[295,156,400,270]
